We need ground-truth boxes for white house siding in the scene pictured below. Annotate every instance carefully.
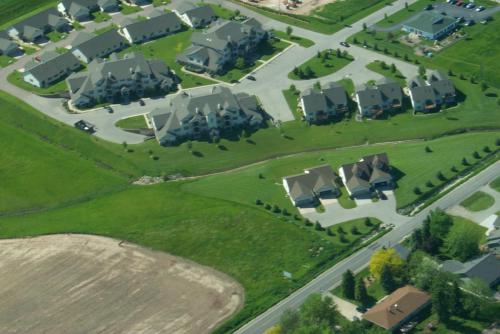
[23,73,42,88]
[71,49,89,63]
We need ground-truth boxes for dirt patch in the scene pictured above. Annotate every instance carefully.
[0,234,243,334]
[241,0,339,15]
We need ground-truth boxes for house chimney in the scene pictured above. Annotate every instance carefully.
[107,72,113,79]
[129,67,134,74]
[217,103,222,110]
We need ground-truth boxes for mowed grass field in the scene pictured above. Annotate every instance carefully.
[0,0,57,29]
[460,191,496,212]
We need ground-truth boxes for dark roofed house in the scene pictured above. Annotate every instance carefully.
[363,286,431,331]
[23,51,81,88]
[148,86,266,145]
[8,8,71,43]
[299,82,348,124]
[174,3,217,28]
[339,153,393,198]
[402,12,457,40]
[441,254,500,287]
[283,165,340,207]
[377,77,402,110]
[355,83,384,118]
[58,0,99,21]
[71,30,127,63]
[486,227,500,256]
[408,76,437,112]
[97,0,120,12]
[0,38,21,57]
[428,70,456,105]
[121,12,182,44]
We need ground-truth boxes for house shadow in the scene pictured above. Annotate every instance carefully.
[391,166,406,185]
[455,88,467,104]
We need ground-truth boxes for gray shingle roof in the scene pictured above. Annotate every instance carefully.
[356,83,383,109]
[376,77,402,103]
[441,254,500,287]
[12,8,67,34]
[342,153,392,192]
[72,29,126,60]
[404,12,456,34]
[283,165,338,201]
[182,5,216,26]
[123,12,181,42]
[428,70,455,97]
[301,82,348,115]
[25,51,81,84]
[0,38,17,52]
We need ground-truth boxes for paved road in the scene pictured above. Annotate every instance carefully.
[235,161,500,334]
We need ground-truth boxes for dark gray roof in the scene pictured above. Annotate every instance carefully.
[441,254,500,287]
[404,12,456,34]
[408,76,436,104]
[72,29,126,59]
[376,77,402,103]
[0,38,18,52]
[428,70,455,97]
[123,12,181,42]
[356,83,383,108]
[12,8,67,32]
[176,45,223,72]
[284,165,337,201]
[301,82,347,114]
[25,51,81,83]
[61,0,99,10]
[181,5,216,26]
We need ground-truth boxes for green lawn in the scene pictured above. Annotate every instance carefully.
[350,12,500,88]
[0,0,57,29]
[338,187,357,209]
[116,115,147,129]
[93,24,119,35]
[0,55,15,67]
[289,50,354,80]
[491,177,500,192]
[153,0,171,6]
[414,312,489,334]
[119,29,216,88]
[121,4,143,15]
[376,0,437,28]
[332,266,386,306]
[460,191,495,212]
[92,11,111,22]
[282,87,301,120]
[206,3,237,20]
[47,30,68,42]
[271,30,315,48]
[366,60,407,86]
[7,71,69,95]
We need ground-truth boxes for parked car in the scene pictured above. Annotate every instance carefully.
[139,99,145,106]
[247,75,256,81]
[464,19,475,26]
[425,4,433,10]
[105,106,113,113]
[476,5,485,11]
[340,41,350,47]
[74,120,95,133]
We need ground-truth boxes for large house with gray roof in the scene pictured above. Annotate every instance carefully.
[121,11,182,44]
[177,18,268,74]
[66,52,177,108]
[403,12,457,40]
[339,153,393,198]
[23,51,82,88]
[283,165,339,207]
[299,82,349,124]
[0,38,21,57]
[441,254,500,288]
[355,78,402,118]
[148,86,265,145]
[8,8,71,43]
[174,3,217,28]
[71,30,127,63]
[408,70,455,112]
[58,0,119,21]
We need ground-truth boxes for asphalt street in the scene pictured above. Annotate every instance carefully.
[235,161,500,334]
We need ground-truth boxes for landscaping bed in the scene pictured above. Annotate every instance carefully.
[289,49,353,80]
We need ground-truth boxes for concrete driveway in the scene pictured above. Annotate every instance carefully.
[303,190,411,228]
[446,183,500,223]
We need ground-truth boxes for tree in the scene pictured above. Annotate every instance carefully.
[364,218,372,227]
[462,157,469,166]
[412,256,439,291]
[354,277,368,305]
[299,294,339,328]
[404,54,409,61]
[418,65,426,77]
[304,66,314,78]
[353,37,358,44]
[390,63,396,73]
[464,278,493,298]
[286,26,293,36]
[280,309,299,333]
[235,57,246,69]
[428,209,452,240]
[314,221,322,231]
[387,32,394,41]
[313,81,321,90]
[122,141,128,151]
[336,48,341,58]
[317,50,321,58]
[264,325,281,334]
[483,145,491,153]
[413,187,422,195]
[446,223,481,261]
[437,171,446,181]
[384,13,388,20]
[293,66,299,76]
[186,140,193,152]
[369,248,404,280]
[380,264,396,293]
[350,226,359,235]
[473,151,481,159]
[405,2,409,10]
[459,73,465,80]
[342,270,356,299]
[410,228,423,250]
[451,166,458,173]
[431,273,453,322]
[448,68,453,76]
[373,43,378,51]
[425,145,432,153]
[362,23,367,31]
[255,199,262,205]
[380,60,387,69]
[327,228,334,236]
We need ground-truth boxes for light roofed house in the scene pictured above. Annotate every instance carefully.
[148,86,265,145]
[66,52,177,108]
[71,30,127,63]
[23,51,82,88]
[363,286,431,331]
[402,12,457,40]
[299,82,348,124]
[174,3,217,28]
[121,11,182,44]
[177,18,268,75]
[8,8,71,43]
[339,153,393,198]
[283,165,340,207]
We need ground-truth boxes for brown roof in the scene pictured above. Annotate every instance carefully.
[362,286,431,330]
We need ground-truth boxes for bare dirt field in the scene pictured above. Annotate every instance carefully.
[242,0,338,15]
[0,234,243,334]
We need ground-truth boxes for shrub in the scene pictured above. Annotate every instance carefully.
[473,151,481,159]
[426,181,434,188]
[351,226,360,235]
[264,204,271,210]
[327,228,335,236]
[483,146,491,153]
[462,157,469,166]
[413,187,422,195]
[255,199,263,205]
[272,205,281,213]
[425,146,432,153]
[315,221,323,231]
[364,218,372,227]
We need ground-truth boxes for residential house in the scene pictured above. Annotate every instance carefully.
[408,70,455,112]
[124,0,151,5]
[355,78,402,118]
[486,229,500,256]
[299,82,348,124]
[148,86,265,145]
[363,286,431,331]
[97,0,120,12]
[402,12,458,40]
[121,11,182,44]
[8,8,71,43]
[66,52,177,107]
[23,51,82,88]
[441,253,500,287]
[58,0,118,20]
[282,165,339,207]
[0,38,21,57]
[174,3,217,28]
[339,153,393,198]
[176,18,268,74]
[71,30,127,63]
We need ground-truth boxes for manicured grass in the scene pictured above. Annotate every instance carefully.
[7,71,69,95]
[23,46,38,55]
[414,312,489,334]
[460,191,495,212]
[0,55,15,68]
[121,4,143,15]
[313,0,388,22]
[366,60,407,86]
[206,3,237,20]
[332,266,386,306]
[119,29,216,88]
[258,38,291,61]
[376,0,436,28]
[0,0,57,29]
[444,216,487,252]
[92,11,111,22]
[289,50,354,80]
[338,187,357,209]
[350,12,500,88]
[491,177,500,192]
[215,63,258,82]
[93,24,119,35]
[271,30,315,48]
[47,30,68,42]
[282,88,301,120]
[116,115,147,129]
[153,0,171,6]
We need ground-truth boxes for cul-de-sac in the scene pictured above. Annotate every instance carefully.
[0,0,499,333]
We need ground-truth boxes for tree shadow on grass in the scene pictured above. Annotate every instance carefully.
[444,318,482,334]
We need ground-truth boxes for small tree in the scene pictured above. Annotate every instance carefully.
[426,180,434,188]
[342,270,356,299]
[317,50,321,58]
[483,146,491,153]
[383,47,388,54]
[304,66,314,78]
[355,277,368,305]
[235,57,246,70]
[286,26,293,36]
[404,54,409,61]
[264,204,271,210]
[418,65,426,77]
[364,218,372,227]
[337,226,345,234]
[380,61,387,69]
[380,264,396,293]
[362,23,367,31]
[413,187,422,195]
[394,51,399,58]
[350,226,359,235]
[387,32,394,41]
[314,221,322,231]
[405,2,409,10]
[293,66,299,76]
[353,37,358,44]
[374,43,379,51]
[459,73,465,80]
[327,228,334,236]
[437,171,446,181]
[122,141,128,151]
[462,157,469,166]
[384,13,388,20]
[339,234,348,243]
[282,208,289,216]
[336,48,341,58]
[272,205,280,213]
[390,63,396,73]
[473,151,481,159]
[448,69,453,76]
[186,140,193,152]
[481,82,488,92]
[425,145,432,153]
[313,81,321,90]
[255,199,263,205]
[451,166,458,173]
